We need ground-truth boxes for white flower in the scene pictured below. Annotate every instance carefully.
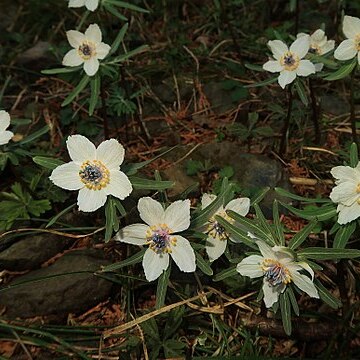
[62,24,110,76]
[297,29,335,72]
[115,197,196,281]
[263,36,316,89]
[236,240,319,308]
[334,15,360,64]
[329,163,360,224]
[68,0,99,11]
[201,193,250,262]
[0,111,14,146]
[49,135,132,212]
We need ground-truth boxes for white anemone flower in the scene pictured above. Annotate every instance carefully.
[68,0,99,12]
[62,24,110,76]
[49,135,132,212]
[201,193,250,262]
[115,197,196,281]
[263,36,316,89]
[329,163,360,224]
[297,29,335,71]
[334,15,360,64]
[0,110,14,146]
[237,240,319,308]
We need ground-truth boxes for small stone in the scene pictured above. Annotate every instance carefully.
[0,249,112,318]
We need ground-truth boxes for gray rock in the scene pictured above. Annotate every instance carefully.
[0,249,112,318]
[0,234,70,271]
[163,142,292,217]
[15,41,55,70]
[321,94,349,116]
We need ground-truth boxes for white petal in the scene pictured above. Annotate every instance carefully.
[296,32,308,39]
[329,181,359,206]
[311,29,325,42]
[291,271,319,298]
[85,0,99,11]
[262,279,280,308]
[114,224,148,245]
[49,161,83,190]
[236,255,264,278]
[62,49,83,67]
[225,197,250,216]
[321,40,335,54]
[68,0,86,8]
[85,24,102,44]
[96,43,111,60]
[358,51,360,66]
[263,60,283,73]
[337,202,360,224]
[0,130,13,145]
[296,60,316,76]
[0,110,11,131]
[138,197,164,226]
[201,193,217,209]
[331,165,358,182]
[290,36,310,58]
[267,40,288,60]
[314,63,324,72]
[66,30,85,48]
[334,39,357,61]
[170,235,196,272]
[77,187,107,212]
[206,236,227,262]
[164,199,191,232]
[343,15,360,39]
[83,58,99,76]
[256,240,276,259]
[96,138,125,169]
[105,170,132,200]
[297,262,315,280]
[143,248,169,281]
[278,70,296,89]
[66,134,96,164]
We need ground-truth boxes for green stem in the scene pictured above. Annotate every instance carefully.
[279,84,293,154]
[350,66,358,146]
[76,10,90,31]
[309,78,321,143]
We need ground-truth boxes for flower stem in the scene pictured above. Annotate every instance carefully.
[279,84,293,154]
[100,81,109,140]
[309,78,321,143]
[350,66,358,146]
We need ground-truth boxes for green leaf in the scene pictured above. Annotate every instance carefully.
[333,221,356,249]
[349,142,359,168]
[279,292,292,335]
[286,287,299,316]
[275,187,331,203]
[298,247,360,260]
[244,76,278,88]
[33,156,65,170]
[100,249,146,272]
[279,202,337,221]
[250,187,270,206]
[294,78,308,106]
[195,251,213,276]
[244,63,264,72]
[20,125,50,145]
[272,200,284,245]
[103,3,128,20]
[324,59,357,81]
[213,265,238,282]
[62,75,91,107]
[105,198,117,242]
[107,45,149,64]
[41,66,82,75]
[89,75,101,116]
[156,263,171,309]
[109,23,129,56]
[314,279,342,310]
[288,219,318,250]
[46,203,76,228]
[129,176,174,190]
[104,0,149,12]
[254,204,278,245]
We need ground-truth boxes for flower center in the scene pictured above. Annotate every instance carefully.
[146,224,176,254]
[309,44,321,55]
[356,183,360,193]
[262,259,291,286]
[354,35,360,51]
[206,212,231,241]
[79,160,110,190]
[281,51,300,71]
[78,42,95,60]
